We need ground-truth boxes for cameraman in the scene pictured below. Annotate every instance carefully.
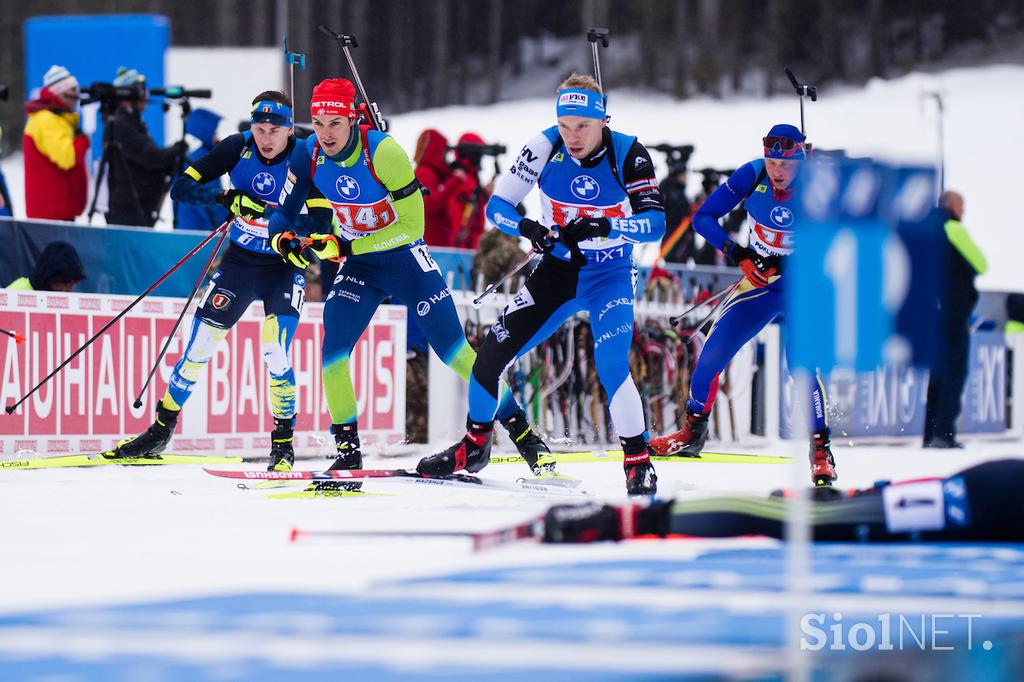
[449,132,491,249]
[104,67,187,227]
[23,65,90,220]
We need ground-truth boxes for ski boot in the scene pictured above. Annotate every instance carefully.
[310,423,363,493]
[108,403,179,459]
[621,435,658,496]
[267,416,296,471]
[810,427,838,486]
[417,419,492,477]
[500,409,556,475]
[649,409,709,457]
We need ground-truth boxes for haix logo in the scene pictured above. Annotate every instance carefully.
[571,175,600,201]
[252,172,276,195]
[336,176,361,200]
[770,205,795,227]
[417,289,451,316]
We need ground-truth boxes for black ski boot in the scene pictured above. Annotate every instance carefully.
[500,409,556,475]
[621,434,658,496]
[310,424,363,493]
[267,416,296,471]
[108,403,179,458]
[417,420,493,477]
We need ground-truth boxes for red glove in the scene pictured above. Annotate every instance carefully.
[725,241,777,288]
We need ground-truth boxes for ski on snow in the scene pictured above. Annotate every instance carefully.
[203,467,586,496]
[2,453,243,470]
[490,450,791,466]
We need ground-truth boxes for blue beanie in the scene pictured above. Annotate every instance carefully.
[185,109,222,148]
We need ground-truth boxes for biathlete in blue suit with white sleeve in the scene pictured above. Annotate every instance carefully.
[649,124,838,486]
[417,73,666,495]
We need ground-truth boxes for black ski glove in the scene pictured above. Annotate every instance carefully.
[559,216,612,247]
[518,218,555,254]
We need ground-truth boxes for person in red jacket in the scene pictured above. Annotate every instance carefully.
[448,132,490,249]
[23,65,90,221]
[413,128,455,246]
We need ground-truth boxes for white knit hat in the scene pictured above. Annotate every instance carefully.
[113,66,145,88]
[43,64,79,96]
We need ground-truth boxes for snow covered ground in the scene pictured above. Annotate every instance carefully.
[2,440,1024,680]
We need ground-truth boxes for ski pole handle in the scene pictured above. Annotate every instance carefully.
[472,249,538,308]
[1,328,26,345]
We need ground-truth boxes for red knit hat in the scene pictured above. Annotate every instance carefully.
[310,78,357,119]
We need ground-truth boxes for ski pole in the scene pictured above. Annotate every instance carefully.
[1,328,26,345]
[283,36,306,115]
[318,25,386,132]
[4,224,228,416]
[132,222,229,408]
[587,27,610,106]
[784,67,817,139]
[669,279,740,328]
[472,248,537,308]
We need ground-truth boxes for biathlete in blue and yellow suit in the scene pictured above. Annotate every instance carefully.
[649,123,838,485]
[418,74,666,495]
[267,78,552,473]
[112,91,331,471]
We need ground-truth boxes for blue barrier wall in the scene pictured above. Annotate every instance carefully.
[1,218,214,298]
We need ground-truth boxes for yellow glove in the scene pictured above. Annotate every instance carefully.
[304,233,352,262]
[270,231,310,268]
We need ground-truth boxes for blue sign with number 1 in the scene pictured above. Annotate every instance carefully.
[787,159,941,373]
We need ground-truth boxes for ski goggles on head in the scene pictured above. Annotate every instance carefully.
[251,100,294,127]
[556,88,606,120]
[763,135,806,159]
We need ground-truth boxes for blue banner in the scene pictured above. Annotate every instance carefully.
[788,159,941,372]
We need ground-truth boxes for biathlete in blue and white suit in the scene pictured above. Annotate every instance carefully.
[112,91,330,471]
[418,74,665,495]
[649,123,837,485]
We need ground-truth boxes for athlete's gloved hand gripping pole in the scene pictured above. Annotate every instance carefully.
[4,224,230,416]
[472,218,554,308]
[133,220,231,408]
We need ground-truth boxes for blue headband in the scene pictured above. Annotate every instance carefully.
[556,88,606,120]
[250,100,294,127]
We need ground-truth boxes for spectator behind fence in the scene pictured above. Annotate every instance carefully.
[23,65,90,221]
[449,132,490,249]
[104,67,188,227]
[923,190,987,449]
[413,128,454,246]
[5,241,86,292]
[173,108,228,231]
